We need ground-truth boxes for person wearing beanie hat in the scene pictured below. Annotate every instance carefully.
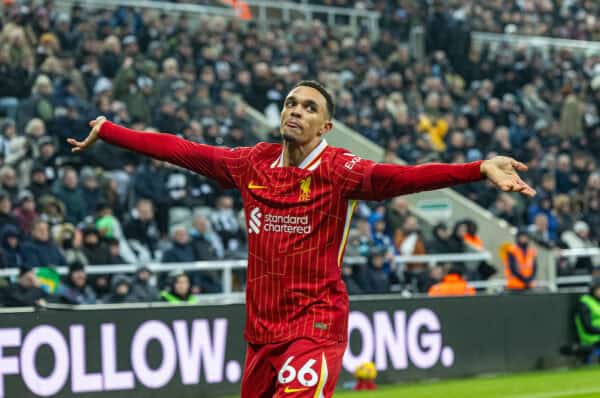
[131,265,159,302]
[574,278,600,363]
[60,262,96,304]
[102,274,136,304]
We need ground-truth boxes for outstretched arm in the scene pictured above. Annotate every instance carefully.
[351,156,535,201]
[67,116,242,188]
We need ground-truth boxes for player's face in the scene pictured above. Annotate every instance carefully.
[280,86,332,145]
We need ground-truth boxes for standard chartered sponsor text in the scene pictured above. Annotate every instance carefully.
[263,214,311,234]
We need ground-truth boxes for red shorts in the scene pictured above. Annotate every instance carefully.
[241,337,347,398]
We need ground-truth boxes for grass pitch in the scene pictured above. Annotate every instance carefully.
[224,366,600,397]
[332,366,600,398]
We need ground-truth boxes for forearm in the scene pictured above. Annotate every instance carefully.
[362,161,484,201]
[99,121,227,180]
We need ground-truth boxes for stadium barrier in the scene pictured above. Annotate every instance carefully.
[0,292,579,397]
[472,32,600,56]
[53,0,380,39]
[0,252,496,294]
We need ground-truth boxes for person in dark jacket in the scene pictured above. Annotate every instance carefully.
[162,226,196,263]
[0,192,19,230]
[60,263,96,304]
[366,248,390,294]
[102,274,136,304]
[0,224,25,268]
[427,223,455,254]
[52,167,86,224]
[29,166,52,199]
[130,266,159,302]
[80,226,112,265]
[124,198,160,259]
[22,219,66,267]
[1,267,47,307]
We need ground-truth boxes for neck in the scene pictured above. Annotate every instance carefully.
[282,138,322,167]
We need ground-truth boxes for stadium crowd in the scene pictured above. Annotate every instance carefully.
[0,0,599,306]
[309,0,600,40]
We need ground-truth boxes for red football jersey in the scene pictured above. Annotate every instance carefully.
[213,140,374,344]
[98,122,483,344]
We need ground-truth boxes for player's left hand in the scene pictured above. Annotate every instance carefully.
[480,156,536,198]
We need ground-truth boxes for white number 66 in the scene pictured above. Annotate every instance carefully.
[278,356,319,387]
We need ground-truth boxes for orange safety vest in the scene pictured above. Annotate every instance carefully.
[503,244,537,290]
[428,274,476,297]
[464,233,483,250]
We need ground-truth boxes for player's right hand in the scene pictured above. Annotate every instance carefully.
[67,116,107,153]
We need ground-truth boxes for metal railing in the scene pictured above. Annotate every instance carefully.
[55,0,380,38]
[0,252,491,295]
[394,251,492,267]
[245,0,380,38]
[54,0,236,17]
[472,32,600,56]
[0,256,365,294]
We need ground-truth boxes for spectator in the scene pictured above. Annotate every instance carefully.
[22,219,66,267]
[12,190,37,236]
[124,198,160,260]
[132,159,170,233]
[54,223,88,266]
[528,213,555,248]
[427,223,454,254]
[131,266,159,302]
[106,237,126,265]
[490,193,519,226]
[365,248,390,294]
[503,229,537,292]
[0,192,18,230]
[102,275,136,304]
[393,216,427,276]
[428,266,476,297]
[80,226,112,265]
[29,166,52,199]
[0,166,19,203]
[0,224,25,268]
[190,213,224,260]
[1,267,46,307]
[561,221,599,274]
[574,278,600,363]
[162,225,196,263]
[60,263,96,305]
[160,271,198,304]
[385,197,410,234]
[80,167,102,217]
[210,195,245,254]
[53,167,86,224]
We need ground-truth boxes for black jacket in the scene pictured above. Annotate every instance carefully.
[1,284,46,307]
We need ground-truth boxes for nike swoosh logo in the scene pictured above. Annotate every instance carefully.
[248,182,267,189]
[284,386,310,393]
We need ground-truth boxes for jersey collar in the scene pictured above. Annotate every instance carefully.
[271,139,328,170]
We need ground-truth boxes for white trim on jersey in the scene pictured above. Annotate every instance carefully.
[337,200,357,266]
[271,139,328,169]
[314,353,329,398]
